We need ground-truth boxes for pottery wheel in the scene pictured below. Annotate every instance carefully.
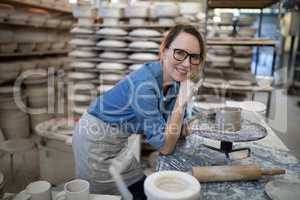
[265,179,300,200]
[188,117,267,142]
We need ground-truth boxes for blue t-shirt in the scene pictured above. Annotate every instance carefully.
[88,61,180,149]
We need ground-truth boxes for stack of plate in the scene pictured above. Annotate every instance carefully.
[0,85,30,139]
[69,83,97,116]
[68,14,98,117]
[97,62,127,88]
[67,69,98,116]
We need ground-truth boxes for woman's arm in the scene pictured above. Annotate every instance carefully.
[159,80,194,155]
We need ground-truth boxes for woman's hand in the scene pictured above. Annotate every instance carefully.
[178,79,195,107]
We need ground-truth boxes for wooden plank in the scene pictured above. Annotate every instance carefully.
[0,50,69,58]
[2,0,72,13]
[208,0,279,9]
[0,19,70,30]
[207,38,277,46]
[70,57,150,64]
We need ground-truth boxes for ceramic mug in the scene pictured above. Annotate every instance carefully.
[215,107,242,132]
[16,181,52,200]
[55,179,89,200]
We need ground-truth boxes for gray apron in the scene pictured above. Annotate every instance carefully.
[72,112,144,195]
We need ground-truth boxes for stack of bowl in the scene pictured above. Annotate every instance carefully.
[125,5,149,26]
[24,69,54,133]
[154,2,179,26]
[0,85,30,139]
[99,5,124,26]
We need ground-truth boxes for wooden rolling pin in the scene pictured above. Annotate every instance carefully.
[192,164,285,182]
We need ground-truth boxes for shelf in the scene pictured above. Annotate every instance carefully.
[73,34,163,42]
[207,38,277,46]
[2,0,72,13]
[94,47,159,53]
[96,35,163,42]
[69,57,149,64]
[0,50,69,58]
[202,82,273,92]
[207,0,279,9]
[0,19,71,30]
[75,23,200,29]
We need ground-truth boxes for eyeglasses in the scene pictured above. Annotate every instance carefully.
[172,48,202,65]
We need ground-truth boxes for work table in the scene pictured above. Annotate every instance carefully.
[156,111,300,199]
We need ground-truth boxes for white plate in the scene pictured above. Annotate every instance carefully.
[128,41,159,49]
[96,28,127,36]
[72,83,96,90]
[70,94,93,102]
[96,40,127,48]
[97,62,127,70]
[71,27,94,34]
[129,64,143,71]
[129,53,158,61]
[99,52,128,59]
[70,38,96,46]
[68,72,97,80]
[129,29,161,37]
[100,74,124,82]
[74,106,87,114]
[69,50,97,58]
[70,62,96,69]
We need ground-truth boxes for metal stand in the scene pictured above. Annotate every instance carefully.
[204,141,251,159]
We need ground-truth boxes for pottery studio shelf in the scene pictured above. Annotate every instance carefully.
[73,34,163,42]
[70,57,151,64]
[0,20,71,30]
[1,0,72,13]
[206,38,277,47]
[94,47,159,53]
[0,50,69,58]
[76,23,200,29]
[207,0,280,9]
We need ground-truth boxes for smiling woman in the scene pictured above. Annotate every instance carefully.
[72,24,206,199]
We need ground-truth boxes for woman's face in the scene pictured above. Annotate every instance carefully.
[163,32,202,82]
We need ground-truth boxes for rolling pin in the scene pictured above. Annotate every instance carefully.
[192,164,286,182]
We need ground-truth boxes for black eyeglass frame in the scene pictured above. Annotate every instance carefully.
[171,48,202,65]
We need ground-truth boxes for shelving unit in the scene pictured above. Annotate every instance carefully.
[205,0,279,75]
[0,0,73,141]
[200,0,279,117]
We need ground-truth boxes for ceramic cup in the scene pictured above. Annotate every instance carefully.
[19,181,52,200]
[55,179,89,200]
[215,107,242,132]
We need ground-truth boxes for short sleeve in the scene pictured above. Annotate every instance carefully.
[130,81,166,150]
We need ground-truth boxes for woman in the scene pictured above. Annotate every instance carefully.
[72,24,206,199]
